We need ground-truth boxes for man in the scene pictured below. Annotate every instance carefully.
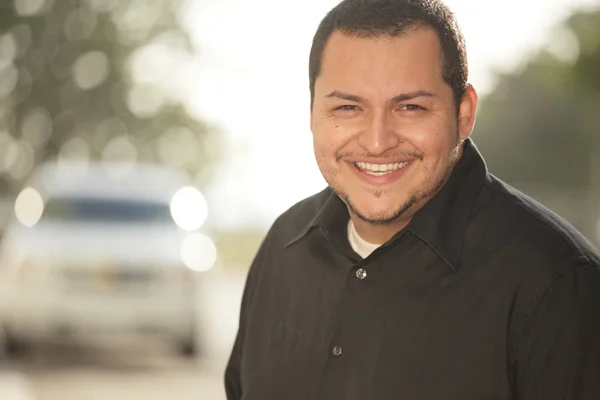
[225,0,600,398]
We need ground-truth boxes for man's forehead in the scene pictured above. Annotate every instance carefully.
[319,28,444,79]
[320,28,442,68]
[314,28,449,102]
[326,26,440,49]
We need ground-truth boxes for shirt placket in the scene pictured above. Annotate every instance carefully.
[317,251,380,400]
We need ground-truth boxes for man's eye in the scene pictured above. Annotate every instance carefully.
[401,104,425,111]
[334,105,360,111]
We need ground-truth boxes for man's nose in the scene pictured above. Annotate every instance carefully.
[357,109,400,155]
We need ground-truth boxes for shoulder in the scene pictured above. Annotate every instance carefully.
[468,175,600,354]
[469,174,600,274]
[261,187,332,249]
[462,173,600,323]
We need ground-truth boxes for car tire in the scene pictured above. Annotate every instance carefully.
[3,331,28,358]
[174,307,202,358]
[175,314,202,358]
[178,338,198,357]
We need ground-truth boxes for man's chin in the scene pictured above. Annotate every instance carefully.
[348,202,408,225]
[342,192,418,226]
[331,186,415,223]
[353,211,404,226]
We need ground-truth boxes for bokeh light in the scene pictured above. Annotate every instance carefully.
[14,186,44,227]
[101,135,138,179]
[127,84,167,118]
[59,136,91,163]
[0,64,19,98]
[73,51,110,90]
[14,0,49,17]
[21,107,53,150]
[0,33,18,66]
[156,126,199,169]
[64,8,98,41]
[170,186,208,232]
[180,232,217,272]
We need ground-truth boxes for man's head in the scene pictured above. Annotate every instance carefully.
[310,0,469,111]
[309,0,478,242]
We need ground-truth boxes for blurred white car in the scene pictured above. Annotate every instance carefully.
[0,162,216,357]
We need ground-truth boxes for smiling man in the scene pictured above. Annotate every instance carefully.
[225,1,600,399]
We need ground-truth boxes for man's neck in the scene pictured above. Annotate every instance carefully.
[349,214,412,245]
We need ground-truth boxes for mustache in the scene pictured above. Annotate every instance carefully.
[336,150,424,161]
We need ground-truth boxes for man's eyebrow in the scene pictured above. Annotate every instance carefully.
[390,90,436,103]
[325,90,436,104]
[325,91,365,103]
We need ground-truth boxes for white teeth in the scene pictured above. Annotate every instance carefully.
[354,161,409,175]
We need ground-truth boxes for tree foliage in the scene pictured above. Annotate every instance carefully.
[0,0,220,194]
[475,8,600,189]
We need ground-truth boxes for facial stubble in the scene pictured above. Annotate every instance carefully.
[327,138,463,226]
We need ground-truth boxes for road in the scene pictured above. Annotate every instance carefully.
[0,268,247,400]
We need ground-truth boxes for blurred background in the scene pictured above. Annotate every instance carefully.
[0,0,599,398]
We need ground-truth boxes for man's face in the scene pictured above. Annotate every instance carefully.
[311,28,474,226]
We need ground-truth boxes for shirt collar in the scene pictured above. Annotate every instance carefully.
[405,139,487,270]
[284,187,349,250]
[285,139,488,270]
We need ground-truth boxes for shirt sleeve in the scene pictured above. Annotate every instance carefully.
[514,264,600,400]
[224,233,271,400]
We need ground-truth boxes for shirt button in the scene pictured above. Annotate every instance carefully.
[332,346,343,357]
[355,268,367,280]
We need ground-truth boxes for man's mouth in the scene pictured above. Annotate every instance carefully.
[353,161,409,176]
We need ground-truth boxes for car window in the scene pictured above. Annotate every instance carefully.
[41,197,173,224]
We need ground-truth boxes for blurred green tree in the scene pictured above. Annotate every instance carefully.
[0,0,220,195]
[475,8,600,186]
[569,9,600,95]
[473,7,600,241]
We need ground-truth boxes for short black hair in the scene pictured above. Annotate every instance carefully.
[309,0,468,112]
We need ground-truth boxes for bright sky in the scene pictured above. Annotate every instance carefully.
[180,0,599,231]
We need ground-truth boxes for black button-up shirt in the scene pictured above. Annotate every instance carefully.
[225,139,600,400]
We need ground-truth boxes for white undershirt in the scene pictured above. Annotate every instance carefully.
[347,219,382,259]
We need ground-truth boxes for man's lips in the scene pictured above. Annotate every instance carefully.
[348,159,413,184]
[343,157,416,164]
[353,160,410,173]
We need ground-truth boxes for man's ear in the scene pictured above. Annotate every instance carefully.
[458,84,478,141]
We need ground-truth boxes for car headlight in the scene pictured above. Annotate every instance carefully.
[170,186,208,232]
[180,233,217,272]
